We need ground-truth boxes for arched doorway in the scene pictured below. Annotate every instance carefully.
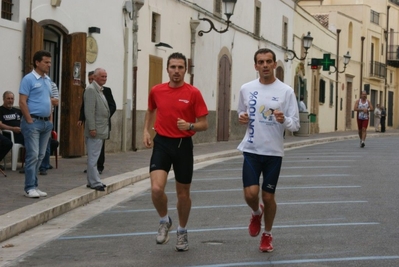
[217,54,231,141]
[24,18,86,157]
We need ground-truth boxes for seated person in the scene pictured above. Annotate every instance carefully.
[39,83,59,175]
[0,91,24,145]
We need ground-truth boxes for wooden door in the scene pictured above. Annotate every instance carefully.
[388,91,393,126]
[345,81,352,130]
[217,55,231,141]
[24,18,44,74]
[60,33,86,157]
[148,55,163,142]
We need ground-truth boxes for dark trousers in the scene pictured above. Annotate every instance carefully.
[97,140,105,170]
[381,118,386,132]
[0,135,13,161]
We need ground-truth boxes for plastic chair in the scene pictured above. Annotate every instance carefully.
[2,130,24,171]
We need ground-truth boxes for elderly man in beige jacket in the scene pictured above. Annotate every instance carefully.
[84,68,110,191]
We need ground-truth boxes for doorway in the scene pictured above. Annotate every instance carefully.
[24,18,86,157]
[345,81,352,130]
[217,55,231,141]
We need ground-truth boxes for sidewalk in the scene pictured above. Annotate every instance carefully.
[0,129,397,243]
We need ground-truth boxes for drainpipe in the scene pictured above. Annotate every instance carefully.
[29,0,33,18]
[360,36,365,92]
[384,5,390,110]
[190,20,200,85]
[334,29,341,131]
[122,26,129,152]
[131,0,144,151]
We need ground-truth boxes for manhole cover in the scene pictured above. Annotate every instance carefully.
[202,240,224,245]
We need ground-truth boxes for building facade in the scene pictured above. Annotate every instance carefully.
[0,0,396,156]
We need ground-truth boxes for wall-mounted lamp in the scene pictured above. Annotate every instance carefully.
[285,32,313,62]
[155,42,173,49]
[198,0,237,36]
[88,27,101,34]
[329,51,351,74]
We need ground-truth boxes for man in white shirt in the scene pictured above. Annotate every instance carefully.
[237,48,299,253]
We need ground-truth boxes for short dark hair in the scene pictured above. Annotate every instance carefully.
[254,48,276,64]
[88,71,94,76]
[167,52,187,69]
[33,50,52,69]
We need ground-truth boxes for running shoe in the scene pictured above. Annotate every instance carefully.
[259,233,274,252]
[175,231,189,251]
[248,204,264,237]
[156,216,172,244]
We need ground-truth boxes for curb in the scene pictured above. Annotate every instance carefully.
[0,132,397,243]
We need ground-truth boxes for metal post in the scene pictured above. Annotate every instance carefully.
[384,6,390,110]
[360,36,365,93]
[335,29,341,131]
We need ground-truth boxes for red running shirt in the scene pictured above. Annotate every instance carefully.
[148,82,208,138]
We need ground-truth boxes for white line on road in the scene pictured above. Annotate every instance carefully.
[57,222,379,240]
[106,200,367,213]
[188,255,399,267]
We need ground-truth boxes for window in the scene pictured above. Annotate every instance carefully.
[370,10,379,25]
[1,0,13,20]
[151,12,160,43]
[319,79,326,103]
[282,17,288,48]
[254,0,261,37]
[329,82,334,106]
[348,22,353,48]
[214,0,222,15]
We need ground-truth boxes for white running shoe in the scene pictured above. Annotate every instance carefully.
[25,189,40,198]
[36,189,47,197]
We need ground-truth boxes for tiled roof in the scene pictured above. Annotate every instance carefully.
[313,14,329,29]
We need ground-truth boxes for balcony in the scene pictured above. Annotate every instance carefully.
[387,45,399,68]
[389,0,399,6]
[369,61,386,79]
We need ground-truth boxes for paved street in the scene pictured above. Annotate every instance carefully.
[2,136,399,266]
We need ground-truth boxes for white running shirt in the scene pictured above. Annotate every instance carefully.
[237,78,300,157]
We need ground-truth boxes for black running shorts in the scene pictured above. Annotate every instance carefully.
[149,134,194,184]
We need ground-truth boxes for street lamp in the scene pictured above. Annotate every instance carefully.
[285,32,314,61]
[329,51,351,74]
[198,0,237,36]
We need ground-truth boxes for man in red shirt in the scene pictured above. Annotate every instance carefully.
[143,52,208,252]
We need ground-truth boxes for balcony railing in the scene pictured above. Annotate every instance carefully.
[389,0,399,6]
[387,45,399,68]
[369,61,386,79]
[387,45,399,60]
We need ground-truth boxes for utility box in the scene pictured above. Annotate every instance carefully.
[294,112,309,137]
[309,113,317,123]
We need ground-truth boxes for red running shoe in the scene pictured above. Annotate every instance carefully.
[248,204,264,237]
[259,233,274,252]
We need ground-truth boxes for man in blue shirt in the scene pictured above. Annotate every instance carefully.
[19,50,53,198]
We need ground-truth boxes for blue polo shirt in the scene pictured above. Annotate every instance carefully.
[19,70,52,117]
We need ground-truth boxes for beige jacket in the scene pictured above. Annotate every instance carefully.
[84,81,110,139]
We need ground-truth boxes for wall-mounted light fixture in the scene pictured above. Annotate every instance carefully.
[198,0,237,36]
[285,32,313,61]
[329,51,351,74]
[88,27,101,34]
[155,42,173,49]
